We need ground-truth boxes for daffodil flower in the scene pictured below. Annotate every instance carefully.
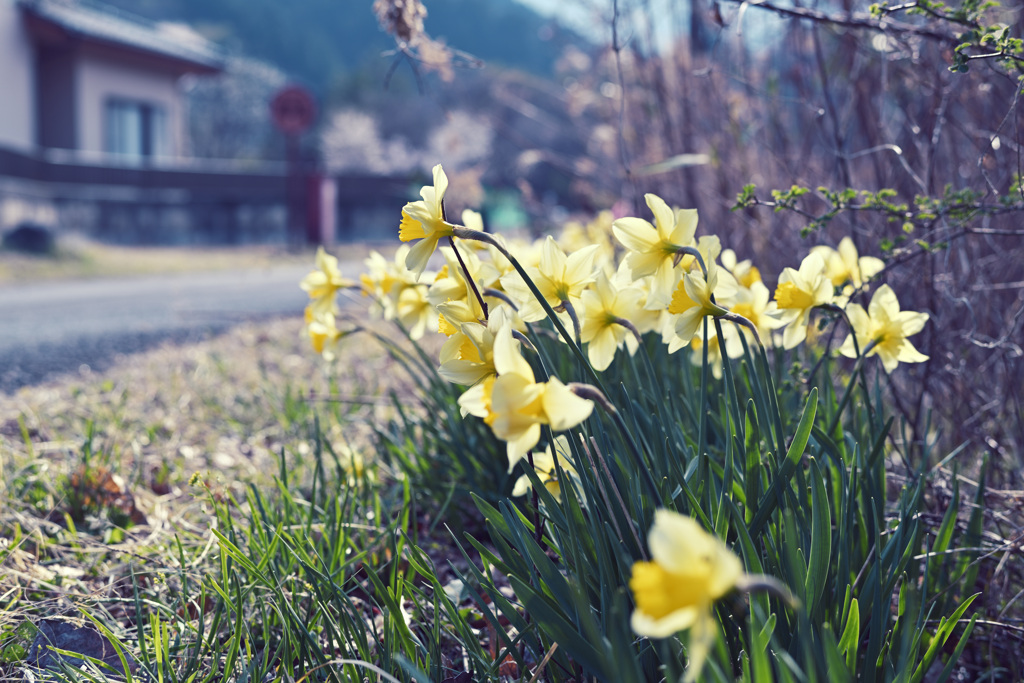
[395,284,435,341]
[360,246,413,319]
[612,193,699,309]
[307,310,345,359]
[437,304,518,387]
[580,271,644,371]
[839,284,929,372]
[774,252,834,349]
[720,248,762,289]
[630,510,746,683]
[436,298,479,337]
[511,435,578,502]
[611,263,667,336]
[500,236,600,324]
[459,325,593,472]
[399,164,456,276]
[811,236,885,290]
[665,259,731,352]
[721,280,782,352]
[301,247,354,317]
[427,246,500,319]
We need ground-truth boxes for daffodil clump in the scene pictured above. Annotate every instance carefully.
[299,164,943,682]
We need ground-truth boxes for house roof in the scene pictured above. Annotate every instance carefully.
[19,0,224,73]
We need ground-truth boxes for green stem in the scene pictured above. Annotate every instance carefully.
[569,383,663,504]
[578,434,647,560]
[673,245,707,276]
[526,450,545,549]
[447,235,488,320]
[826,339,879,438]
[713,316,744,438]
[557,298,583,347]
[697,318,710,471]
[758,341,787,459]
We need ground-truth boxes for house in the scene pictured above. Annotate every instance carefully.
[0,0,407,245]
[0,0,223,163]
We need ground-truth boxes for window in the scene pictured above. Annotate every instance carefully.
[104,99,168,162]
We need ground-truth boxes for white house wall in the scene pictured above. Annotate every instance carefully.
[76,49,183,159]
[0,0,36,151]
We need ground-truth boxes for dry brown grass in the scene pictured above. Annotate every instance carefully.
[0,311,418,658]
[0,314,406,494]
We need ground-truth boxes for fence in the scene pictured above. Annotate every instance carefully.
[0,146,410,245]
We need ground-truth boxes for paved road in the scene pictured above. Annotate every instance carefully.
[0,263,319,393]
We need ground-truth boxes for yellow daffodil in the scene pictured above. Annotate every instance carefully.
[360,245,431,323]
[307,310,345,359]
[436,298,478,337]
[630,510,746,683]
[720,248,762,289]
[724,280,783,355]
[774,252,834,349]
[811,236,885,290]
[427,245,500,319]
[301,247,354,317]
[665,252,735,352]
[558,210,616,269]
[460,325,593,471]
[437,304,519,387]
[399,164,455,275]
[613,194,701,309]
[839,284,929,372]
[580,271,644,371]
[396,284,435,340]
[511,435,578,502]
[611,264,667,336]
[500,236,600,323]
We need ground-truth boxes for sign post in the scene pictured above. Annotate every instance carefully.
[270,85,316,247]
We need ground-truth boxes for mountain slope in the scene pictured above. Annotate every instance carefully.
[101,0,578,92]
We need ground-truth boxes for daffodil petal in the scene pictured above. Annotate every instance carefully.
[613,217,659,253]
[542,377,593,431]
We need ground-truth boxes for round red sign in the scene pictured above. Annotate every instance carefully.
[270,85,316,135]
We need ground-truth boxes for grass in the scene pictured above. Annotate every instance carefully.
[0,291,496,682]
[0,313,409,678]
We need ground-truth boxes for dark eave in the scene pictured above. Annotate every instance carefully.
[20,0,223,75]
